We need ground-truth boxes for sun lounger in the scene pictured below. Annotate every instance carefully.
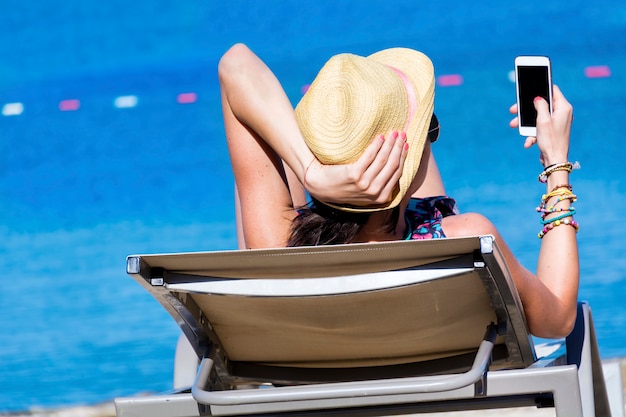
[114,235,611,417]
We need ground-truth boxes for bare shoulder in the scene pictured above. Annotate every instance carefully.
[441,212,499,238]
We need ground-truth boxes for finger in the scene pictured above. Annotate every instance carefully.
[523,136,537,149]
[551,84,573,119]
[363,131,403,190]
[534,95,550,115]
[378,139,408,201]
[534,96,551,126]
[348,131,398,196]
[552,84,564,106]
[365,131,399,178]
[352,134,385,173]
[377,132,408,183]
[509,103,519,128]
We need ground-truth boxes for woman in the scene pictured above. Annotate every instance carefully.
[218,43,578,339]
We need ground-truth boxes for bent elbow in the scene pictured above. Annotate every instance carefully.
[218,43,252,83]
[529,306,578,339]
[548,314,577,339]
[557,308,578,338]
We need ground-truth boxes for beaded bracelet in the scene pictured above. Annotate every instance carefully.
[538,162,573,183]
[540,209,577,225]
[540,193,577,212]
[537,206,576,216]
[540,198,577,215]
[550,184,573,193]
[541,188,575,202]
[538,218,579,239]
[536,182,579,238]
[538,198,577,219]
[538,161,581,183]
[541,194,577,205]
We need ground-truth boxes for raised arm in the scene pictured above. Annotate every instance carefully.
[219,44,297,248]
[219,44,409,201]
[508,85,579,338]
[445,86,578,338]
[218,44,410,247]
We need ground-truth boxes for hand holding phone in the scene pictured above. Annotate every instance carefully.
[514,56,553,137]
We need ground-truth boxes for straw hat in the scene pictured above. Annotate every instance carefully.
[295,47,435,212]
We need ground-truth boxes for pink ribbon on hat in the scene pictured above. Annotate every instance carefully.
[387,65,417,132]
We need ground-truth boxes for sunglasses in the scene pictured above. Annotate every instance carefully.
[427,113,440,143]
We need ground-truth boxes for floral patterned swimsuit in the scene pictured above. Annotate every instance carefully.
[404,196,459,240]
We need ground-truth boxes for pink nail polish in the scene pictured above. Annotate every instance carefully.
[534,96,543,102]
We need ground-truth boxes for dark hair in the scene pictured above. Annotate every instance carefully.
[287,198,401,246]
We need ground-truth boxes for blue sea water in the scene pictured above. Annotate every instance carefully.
[1,0,626,411]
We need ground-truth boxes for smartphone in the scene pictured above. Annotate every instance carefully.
[514,56,553,137]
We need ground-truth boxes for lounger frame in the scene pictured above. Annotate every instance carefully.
[115,235,610,417]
